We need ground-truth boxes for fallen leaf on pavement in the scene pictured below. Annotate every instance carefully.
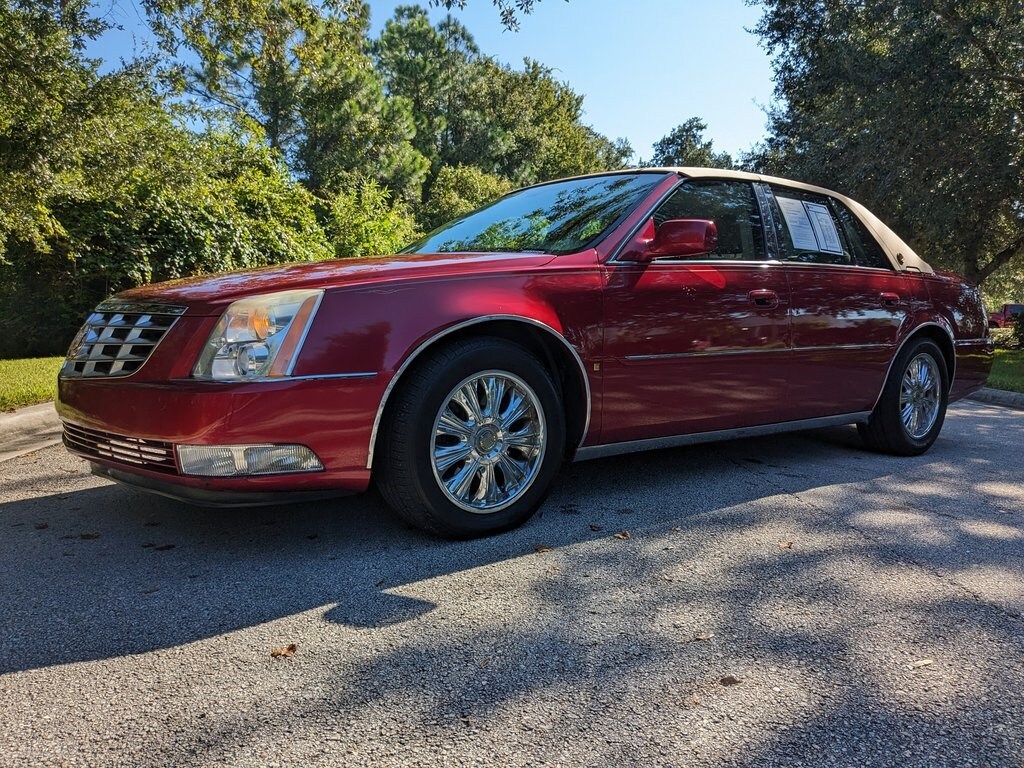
[271,643,298,658]
[613,530,631,540]
[719,674,743,686]
[672,527,682,533]
[534,544,553,553]
[778,541,794,549]
[153,544,175,551]
[692,632,715,642]
[589,524,604,532]
[80,532,100,540]
[910,659,934,669]
[34,523,48,530]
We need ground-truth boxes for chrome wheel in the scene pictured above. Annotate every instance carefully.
[430,370,547,514]
[900,353,941,439]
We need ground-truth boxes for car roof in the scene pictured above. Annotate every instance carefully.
[543,167,934,275]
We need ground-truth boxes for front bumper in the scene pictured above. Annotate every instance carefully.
[57,374,382,499]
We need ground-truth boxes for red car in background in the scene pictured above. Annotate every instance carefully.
[57,169,993,538]
[989,303,1023,329]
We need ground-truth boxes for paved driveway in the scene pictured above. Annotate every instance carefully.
[1,401,1023,767]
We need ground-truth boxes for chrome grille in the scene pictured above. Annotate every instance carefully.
[63,422,178,474]
[61,300,186,379]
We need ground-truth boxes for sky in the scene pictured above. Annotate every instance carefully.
[87,0,778,162]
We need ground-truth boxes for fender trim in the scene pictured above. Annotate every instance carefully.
[366,315,592,470]
[870,322,956,413]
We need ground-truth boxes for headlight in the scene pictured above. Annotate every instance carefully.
[193,289,323,380]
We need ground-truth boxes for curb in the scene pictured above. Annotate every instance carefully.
[0,401,62,463]
[966,387,1024,411]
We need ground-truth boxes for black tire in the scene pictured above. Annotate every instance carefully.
[859,338,948,456]
[375,338,566,539]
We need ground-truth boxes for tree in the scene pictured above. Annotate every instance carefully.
[646,118,734,169]
[417,164,512,230]
[0,0,331,357]
[431,0,554,30]
[750,0,1024,286]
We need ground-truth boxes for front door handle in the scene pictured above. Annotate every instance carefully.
[880,292,901,307]
[749,289,780,309]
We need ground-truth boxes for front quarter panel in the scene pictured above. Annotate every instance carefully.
[292,252,604,465]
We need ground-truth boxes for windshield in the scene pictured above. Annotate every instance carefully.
[405,173,667,255]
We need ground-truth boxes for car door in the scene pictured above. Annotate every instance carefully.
[600,178,795,444]
[762,183,927,417]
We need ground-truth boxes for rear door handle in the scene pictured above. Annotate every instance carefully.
[749,289,780,309]
[880,292,901,307]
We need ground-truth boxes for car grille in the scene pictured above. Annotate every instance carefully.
[63,422,179,474]
[61,301,186,379]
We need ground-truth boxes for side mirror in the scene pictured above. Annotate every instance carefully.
[648,219,718,259]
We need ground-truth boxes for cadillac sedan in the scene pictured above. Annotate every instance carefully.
[57,168,993,538]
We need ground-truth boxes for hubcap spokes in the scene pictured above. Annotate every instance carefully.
[899,354,940,439]
[431,372,546,513]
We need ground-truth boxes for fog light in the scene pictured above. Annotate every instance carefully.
[177,444,323,477]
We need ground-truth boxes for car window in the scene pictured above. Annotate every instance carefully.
[767,186,853,266]
[829,199,893,270]
[405,173,667,256]
[651,180,767,261]
[767,186,893,270]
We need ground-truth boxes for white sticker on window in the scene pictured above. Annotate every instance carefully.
[775,196,819,252]
[803,202,844,254]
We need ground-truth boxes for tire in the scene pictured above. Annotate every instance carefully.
[859,338,948,456]
[375,337,566,539]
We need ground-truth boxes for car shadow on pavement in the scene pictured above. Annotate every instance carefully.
[3,409,1021,682]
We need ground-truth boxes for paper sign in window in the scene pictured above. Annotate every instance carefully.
[775,196,820,251]
[803,202,843,254]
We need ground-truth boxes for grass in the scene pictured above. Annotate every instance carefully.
[989,348,1024,394]
[0,357,64,411]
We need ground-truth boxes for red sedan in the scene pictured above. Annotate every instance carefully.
[57,169,993,538]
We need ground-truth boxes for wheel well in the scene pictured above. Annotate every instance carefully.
[377,319,590,464]
[909,325,956,388]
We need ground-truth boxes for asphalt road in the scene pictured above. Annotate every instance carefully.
[1,401,1023,767]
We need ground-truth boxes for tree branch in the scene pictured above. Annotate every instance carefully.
[977,235,1024,284]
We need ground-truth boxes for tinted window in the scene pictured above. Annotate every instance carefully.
[652,180,766,261]
[830,199,893,270]
[406,173,666,255]
[768,186,893,270]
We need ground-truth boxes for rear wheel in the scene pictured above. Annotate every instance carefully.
[859,338,948,456]
[376,338,565,538]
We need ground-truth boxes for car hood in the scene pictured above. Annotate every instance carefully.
[114,251,557,314]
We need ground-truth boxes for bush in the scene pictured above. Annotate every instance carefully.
[324,178,420,258]
[1013,313,1024,348]
[0,127,332,358]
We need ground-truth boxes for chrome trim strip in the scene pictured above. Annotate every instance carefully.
[624,347,787,361]
[623,342,891,362]
[187,372,378,384]
[954,338,991,346]
[574,412,871,462]
[365,315,592,470]
[95,300,188,316]
[870,322,957,413]
[284,291,325,377]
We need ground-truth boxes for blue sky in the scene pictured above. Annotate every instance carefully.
[88,0,777,162]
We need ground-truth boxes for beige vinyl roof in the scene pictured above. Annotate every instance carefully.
[658,167,933,274]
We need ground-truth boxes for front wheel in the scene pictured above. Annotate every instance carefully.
[859,338,948,456]
[376,338,565,539]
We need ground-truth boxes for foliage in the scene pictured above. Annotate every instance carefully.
[989,349,1024,393]
[646,118,734,169]
[749,0,1024,286]
[324,178,420,258]
[1014,312,1024,349]
[0,357,63,410]
[431,0,546,30]
[417,164,512,231]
